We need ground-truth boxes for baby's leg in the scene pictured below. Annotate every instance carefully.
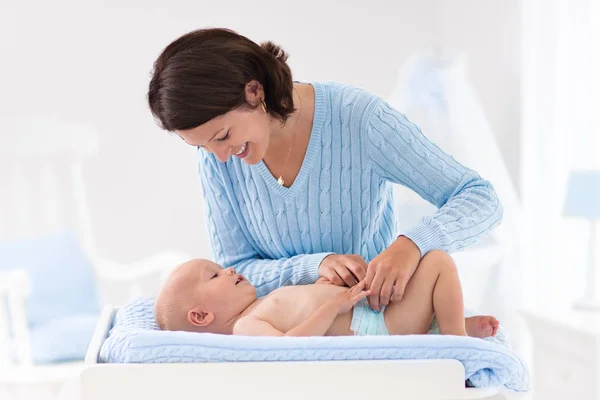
[384,251,467,336]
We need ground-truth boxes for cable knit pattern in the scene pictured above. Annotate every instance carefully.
[198,82,503,297]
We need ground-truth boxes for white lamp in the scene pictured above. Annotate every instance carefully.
[564,171,600,310]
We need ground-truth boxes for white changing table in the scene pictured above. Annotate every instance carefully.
[75,307,527,400]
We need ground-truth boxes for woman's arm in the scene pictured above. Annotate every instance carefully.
[361,95,503,310]
[365,98,503,257]
[198,151,332,298]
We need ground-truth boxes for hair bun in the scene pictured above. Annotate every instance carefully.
[260,41,289,63]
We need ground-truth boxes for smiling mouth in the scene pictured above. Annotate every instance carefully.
[235,142,249,158]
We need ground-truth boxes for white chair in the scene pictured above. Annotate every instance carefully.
[0,114,189,399]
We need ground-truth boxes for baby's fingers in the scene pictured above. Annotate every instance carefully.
[351,280,366,293]
[353,290,371,303]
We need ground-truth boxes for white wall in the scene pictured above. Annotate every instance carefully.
[0,0,520,263]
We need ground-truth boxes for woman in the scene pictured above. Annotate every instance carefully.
[147,28,503,312]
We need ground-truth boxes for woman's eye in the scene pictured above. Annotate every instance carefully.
[216,131,230,142]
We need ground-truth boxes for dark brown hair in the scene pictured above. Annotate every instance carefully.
[148,28,295,131]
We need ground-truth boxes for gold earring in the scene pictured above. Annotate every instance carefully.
[261,100,267,113]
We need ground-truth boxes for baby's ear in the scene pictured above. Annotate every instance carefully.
[188,308,215,327]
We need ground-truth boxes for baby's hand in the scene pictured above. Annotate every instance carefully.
[331,281,370,314]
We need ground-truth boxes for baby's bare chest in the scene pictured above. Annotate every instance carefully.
[251,286,345,332]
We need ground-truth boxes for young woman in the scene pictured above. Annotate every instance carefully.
[147,28,503,312]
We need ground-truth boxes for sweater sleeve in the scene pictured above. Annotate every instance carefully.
[365,97,503,256]
[197,151,330,297]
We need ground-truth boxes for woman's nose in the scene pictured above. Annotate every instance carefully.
[214,146,231,162]
[202,145,230,162]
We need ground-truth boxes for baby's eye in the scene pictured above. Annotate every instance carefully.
[215,130,230,142]
[211,273,218,279]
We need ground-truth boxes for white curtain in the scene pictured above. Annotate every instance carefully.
[521,0,600,309]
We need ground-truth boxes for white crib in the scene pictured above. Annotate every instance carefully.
[78,307,525,400]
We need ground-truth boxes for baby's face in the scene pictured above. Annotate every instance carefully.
[185,260,256,315]
[157,259,257,332]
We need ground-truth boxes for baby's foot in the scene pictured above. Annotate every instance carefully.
[465,316,499,338]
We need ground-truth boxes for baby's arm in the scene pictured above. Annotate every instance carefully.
[234,282,370,337]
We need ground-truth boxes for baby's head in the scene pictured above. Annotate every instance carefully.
[155,259,256,334]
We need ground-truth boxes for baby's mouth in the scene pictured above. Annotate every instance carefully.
[235,276,244,285]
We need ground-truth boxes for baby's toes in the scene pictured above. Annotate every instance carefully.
[489,317,500,336]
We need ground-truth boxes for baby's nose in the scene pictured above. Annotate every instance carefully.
[225,267,236,275]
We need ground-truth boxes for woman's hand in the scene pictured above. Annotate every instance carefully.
[365,236,421,312]
[317,254,368,287]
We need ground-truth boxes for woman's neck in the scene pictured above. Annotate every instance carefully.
[265,83,308,159]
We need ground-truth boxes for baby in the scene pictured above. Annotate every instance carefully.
[155,251,499,338]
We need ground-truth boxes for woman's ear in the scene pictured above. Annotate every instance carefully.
[245,80,265,106]
[188,308,215,327]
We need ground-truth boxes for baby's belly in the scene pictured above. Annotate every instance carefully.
[326,311,353,336]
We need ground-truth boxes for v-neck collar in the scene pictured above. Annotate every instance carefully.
[256,82,324,200]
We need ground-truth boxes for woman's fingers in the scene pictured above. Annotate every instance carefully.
[347,261,367,282]
[379,277,396,307]
[334,264,358,287]
[323,267,345,286]
[365,262,376,291]
[367,270,385,312]
[392,270,411,301]
[319,254,369,287]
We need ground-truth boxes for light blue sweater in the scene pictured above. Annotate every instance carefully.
[198,82,503,297]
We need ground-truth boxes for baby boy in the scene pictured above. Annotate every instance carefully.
[155,251,499,338]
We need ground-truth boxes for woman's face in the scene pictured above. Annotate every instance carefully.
[177,107,271,165]
[176,82,272,165]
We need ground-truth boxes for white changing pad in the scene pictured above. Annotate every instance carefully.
[99,297,530,392]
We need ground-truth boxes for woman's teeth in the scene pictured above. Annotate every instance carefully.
[235,142,248,156]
